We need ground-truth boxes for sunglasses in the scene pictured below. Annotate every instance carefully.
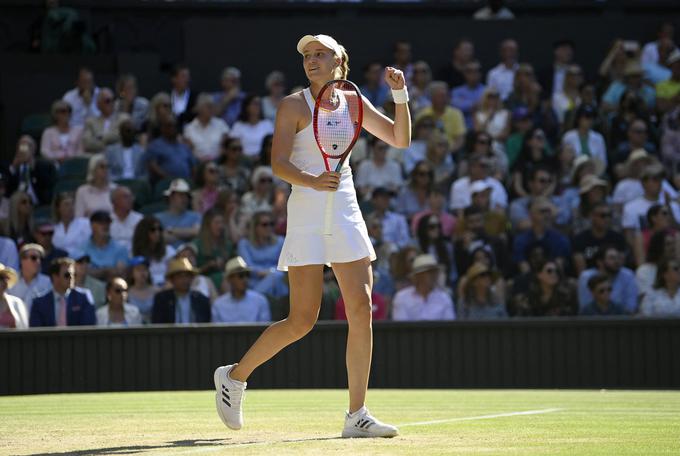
[112,288,128,294]
[228,146,243,152]
[22,255,40,262]
[539,208,553,215]
[596,286,612,294]
[415,170,431,176]
[63,272,74,279]
[533,134,546,140]
[596,212,612,218]
[631,129,647,134]
[149,226,162,232]
[234,271,250,279]
[20,200,31,205]
[537,178,551,184]
[56,108,71,113]
[543,267,557,275]
[428,224,440,229]
[476,139,491,145]
[101,98,113,104]
[660,210,670,216]
[259,178,273,183]
[206,167,218,173]
[259,222,274,227]
[97,164,109,169]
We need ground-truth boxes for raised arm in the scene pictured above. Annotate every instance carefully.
[362,67,411,149]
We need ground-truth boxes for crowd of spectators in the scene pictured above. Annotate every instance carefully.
[2,21,680,329]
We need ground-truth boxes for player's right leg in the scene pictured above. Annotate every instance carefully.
[214,264,324,430]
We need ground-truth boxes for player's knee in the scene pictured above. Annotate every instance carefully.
[345,293,372,324]
[287,313,317,339]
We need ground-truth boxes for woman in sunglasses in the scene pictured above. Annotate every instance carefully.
[131,216,176,287]
[40,99,84,163]
[510,259,577,316]
[96,277,142,327]
[640,257,680,317]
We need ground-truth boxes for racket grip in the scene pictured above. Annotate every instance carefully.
[323,191,334,235]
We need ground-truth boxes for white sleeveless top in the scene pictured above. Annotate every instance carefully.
[277,88,376,271]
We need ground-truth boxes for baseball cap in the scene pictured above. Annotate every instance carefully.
[470,180,492,194]
[296,34,342,56]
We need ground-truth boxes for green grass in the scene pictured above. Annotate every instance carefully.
[2,390,679,455]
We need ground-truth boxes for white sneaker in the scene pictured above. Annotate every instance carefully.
[341,406,398,438]
[214,364,246,430]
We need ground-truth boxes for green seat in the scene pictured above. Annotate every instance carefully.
[116,178,152,208]
[33,205,53,221]
[21,113,51,143]
[152,177,175,202]
[59,157,90,180]
[138,201,168,216]
[53,179,83,196]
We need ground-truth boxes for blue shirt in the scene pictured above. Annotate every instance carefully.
[175,292,193,323]
[602,81,656,110]
[213,91,246,127]
[578,268,638,314]
[145,138,195,180]
[360,84,390,109]
[211,290,271,323]
[580,300,628,316]
[451,83,486,129]
[512,228,571,264]
[83,238,129,269]
[156,210,201,231]
[237,237,284,274]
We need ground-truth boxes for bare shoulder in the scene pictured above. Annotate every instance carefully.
[279,91,307,114]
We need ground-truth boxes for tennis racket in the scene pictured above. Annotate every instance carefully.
[312,79,364,235]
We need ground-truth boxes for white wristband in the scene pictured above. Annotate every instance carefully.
[391,87,409,104]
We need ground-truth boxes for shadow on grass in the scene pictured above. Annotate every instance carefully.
[30,436,345,455]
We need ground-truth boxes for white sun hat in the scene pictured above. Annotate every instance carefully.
[297,34,342,56]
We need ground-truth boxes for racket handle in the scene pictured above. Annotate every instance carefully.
[323,191,334,235]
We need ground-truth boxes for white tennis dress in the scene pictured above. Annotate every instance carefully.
[277,88,376,271]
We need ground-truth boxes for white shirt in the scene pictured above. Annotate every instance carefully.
[561,129,608,168]
[641,41,659,66]
[392,286,455,321]
[183,117,230,161]
[8,274,52,313]
[212,290,271,323]
[552,64,568,96]
[635,263,657,300]
[486,63,518,100]
[110,211,143,254]
[355,159,404,193]
[171,90,190,116]
[96,304,142,327]
[53,217,92,259]
[622,195,680,230]
[640,288,680,317]
[229,120,274,157]
[63,87,100,127]
[379,211,411,248]
[4,294,29,329]
[149,245,177,287]
[449,176,508,211]
[613,178,678,205]
[121,147,135,179]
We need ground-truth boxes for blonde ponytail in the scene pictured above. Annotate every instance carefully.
[334,45,350,79]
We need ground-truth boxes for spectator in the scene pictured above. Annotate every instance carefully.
[613,119,657,176]
[424,132,456,192]
[458,130,508,180]
[449,155,508,217]
[451,60,486,130]
[214,67,246,127]
[656,49,680,114]
[641,21,675,66]
[400,115,435,174]
[82,211,128,280]
[144,92,172,141]
[355,137,404,200]
[509,167,559,231]
[640,257,680,317]
[661,105,680,172]
[635,205,678,267]
[578,245,638,314]
[105,118,147,181]
[230,95,275,160]
[572,175,610,233]
[512,197,571,274]
[32,221,67,275]
[608,90,649,151]
[391,40,414,86]
[512,128,557,198]
[2,191,35,245]
[3,135,57,206]
[505,63,541,114]
[145,115,196,184]
[237,211,287,299]
[581,273,627,316]
[110,186,143,254]
[394,161,433,219]
[612,149,655,206]
[151,257,210,324]
[29,257,95,327]
[506,108,536,169]
[73,254,105,308]
[486,39,519,100]
[0,236,19,272]
[169,63,196,128]
[114,74,149,132]
[257,134,274,168]
[0,264,28,329]
[96,277,142,327]
[82,88,129,155]
[438,38,475,88]
[262,71,287,122]
[389,245,419,292]
[409,61,433,115]
[552,65,583,125]
[183,93,230,162]
[74,154,115,218]
[538,39,576,97]
[474,0,514,20]
[393,254,455,321]
[464,181,508,237]
[192,161,224,214]
[473,88,511,144]
[40,99,84,163]
[241,166,274,216]
[457,262,507,319]
[52,192,91,259]
[175,243,218,301]
[411,191,457,238]
[217,136,250,195]
[193,208,233,289]
[572,202,626,276]
[62,67,99,127]
[132,216,177,287]
[361,62,390,110]
[602,61,656,112]
[126,256,157,323]
[510,259,577,316]
[7,243,51,311]
[212,256,271,323]
[635,229,677,300]
[415,214,456,287]
[415,81,466,151]
[369,187,410,248]
[214,188,249,245]
[561,104,607,169]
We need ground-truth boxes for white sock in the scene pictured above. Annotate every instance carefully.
[348,406,367,418]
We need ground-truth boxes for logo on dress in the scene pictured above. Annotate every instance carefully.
[326,120,341,127]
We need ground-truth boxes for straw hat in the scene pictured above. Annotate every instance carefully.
[19,243,45,257]
[570,155,605,185]
[409,254,441,276]
[224,256,251,277]
[165,257,198,279]
[624,148,652,175]
[0,263,18,288]
[462,262,499,294]
[578,174,609,194]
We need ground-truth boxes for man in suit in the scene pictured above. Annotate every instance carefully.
[29,257,96,327]
[105,118,147,181]
[170,64,196,129]
[2,135,57,206]
[151,257,210,323]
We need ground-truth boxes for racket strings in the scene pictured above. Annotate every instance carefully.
[316,84,360,160]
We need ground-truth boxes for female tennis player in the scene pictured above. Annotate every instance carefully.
[214,34,411,438]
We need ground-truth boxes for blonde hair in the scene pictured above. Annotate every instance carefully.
[334,45,350,79]
[86,153,108,184]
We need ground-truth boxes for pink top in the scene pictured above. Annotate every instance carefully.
[0,308,15,328]
[40,126,84,161]
[411,210,457,237]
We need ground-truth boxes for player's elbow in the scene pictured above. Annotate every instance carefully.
[393,137,411,149]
